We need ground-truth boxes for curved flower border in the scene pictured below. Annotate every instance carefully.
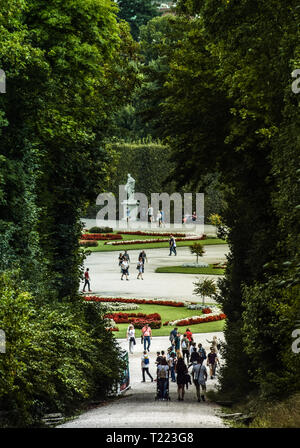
[165,306,226,326]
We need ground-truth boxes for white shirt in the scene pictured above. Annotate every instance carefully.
[128,328,135,338]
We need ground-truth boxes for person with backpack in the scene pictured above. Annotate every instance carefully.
[189,343,201,368]
[192,358,208,402]
[141,324,152,352]
[141,351,153,382]
[175,355,188,401]
[181,334,190,364]
[157,357,169,399]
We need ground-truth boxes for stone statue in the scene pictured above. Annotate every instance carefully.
[125,173,135,201]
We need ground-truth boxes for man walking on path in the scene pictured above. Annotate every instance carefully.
[192,358,207,402]
[181,334,190,364]
[141,351,154,382]
[142,324,152,352]
[82,268,91,292]
[169,235,177,256]
[138,250,147,273]
[120,259,129,281]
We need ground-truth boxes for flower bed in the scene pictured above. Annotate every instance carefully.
[104,236,205,246]
[103,312,161,324]
[81,233,123,241]
[116,231,189,237]
[83,296,185,307]
[165,306,226,326]
[130,318,161,329]
[187,304,212,311]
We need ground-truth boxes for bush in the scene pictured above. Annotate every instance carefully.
[0,273,125,427]
[88,226,113,233]
[79,240,98,247]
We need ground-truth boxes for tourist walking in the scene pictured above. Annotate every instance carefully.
[169,235,177,256]
[186,328,193,347]
[136,257,144,280]
[118,253,123,273]
[141,351,153,382]
[82,268,91,292]
[138,250,147,273]
[148,205,153,223]
[207,347,220,379]
[175,355,188,401]
[192,358,207,402]
[181,334,190,364]
[141,323,152,352]
[127,324,136,354]
[189,343,201,368]
[156,210,161,227]
[168,352,176,382]
[169,327,178,344]
[157,358,169,399]
[123,250,130,263]
[120,259,129,280]
[198,343,207,361]
[160,210,165,227]
[174,331,181,352]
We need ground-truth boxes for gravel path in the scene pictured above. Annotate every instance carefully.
[59,333,226,428]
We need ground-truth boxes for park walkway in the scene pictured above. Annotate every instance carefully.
[59,333,226,428]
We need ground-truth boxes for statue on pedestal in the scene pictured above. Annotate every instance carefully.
[125,173,135,202]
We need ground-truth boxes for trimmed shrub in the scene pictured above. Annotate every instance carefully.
[88,226,113,233]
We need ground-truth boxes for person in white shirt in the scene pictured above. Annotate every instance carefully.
[121,259,129,280]
[127,324,136,354]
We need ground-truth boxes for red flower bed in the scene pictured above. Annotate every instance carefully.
[166,313,227,326]
[83,296,185,307]
[116,231,189,237]
[103,312,161,324]
[130,318,161,329]
[202,308,212,314]
[106,327,119,332]
[81,233,123,241]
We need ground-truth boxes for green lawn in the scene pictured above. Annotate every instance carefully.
[155,265,225,275]
[108,303,225,339]
[87,237,227,253]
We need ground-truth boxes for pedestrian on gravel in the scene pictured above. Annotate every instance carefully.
[181,334,190,364]
[207,347,220,379]
[127,324,136,354]
[169,235,177,256]
[123,250,130,263]
[118,253,123,272]
[136,257,144,280]
[168,352,176,382]
[198,343,207,361]
[157,358,169,399]
[174,332,181,351]
[141,351,153,382]
[138,250,147,273]
[120,259,129,280]
[82,268,92,292]
[186,328,193,347]
[189,343,201,368]
[175,355,188,401]
[169,327,178,344]
[141,324,152,352]
[192,358,207,402]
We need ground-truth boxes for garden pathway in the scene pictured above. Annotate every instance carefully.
[59,333,226,428]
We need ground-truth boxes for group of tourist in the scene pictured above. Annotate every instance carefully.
[127,324,221,402]
[118,250,147,281]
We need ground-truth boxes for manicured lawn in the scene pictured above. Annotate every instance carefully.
[108,303,225,339]
[87,237,227,253]
[155,265,225,275]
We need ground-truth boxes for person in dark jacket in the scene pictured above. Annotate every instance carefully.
[175,355,188,401]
